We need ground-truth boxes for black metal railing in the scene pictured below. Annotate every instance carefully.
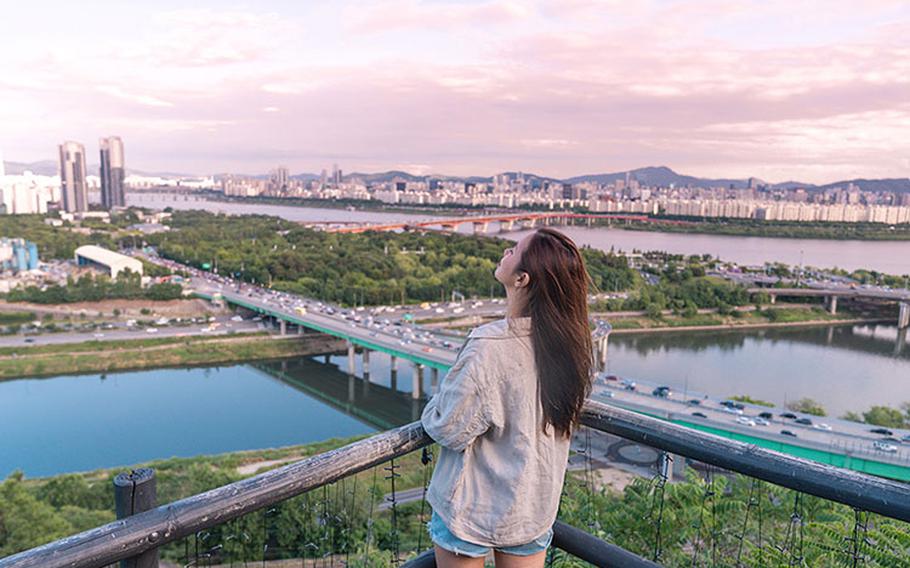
[2,399,909,567]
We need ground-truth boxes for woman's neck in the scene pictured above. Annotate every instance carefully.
[505,288,527,319]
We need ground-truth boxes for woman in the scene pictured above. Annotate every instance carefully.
[421,227,594,567]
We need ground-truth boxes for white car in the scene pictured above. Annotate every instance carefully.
[146,327,159,334]
[723,406,745,415]
[753,417,770,426]
[813,423,833,431]
[736,416,756,427]
[873,441,898,453]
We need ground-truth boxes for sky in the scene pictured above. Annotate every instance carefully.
[1,0,908,183]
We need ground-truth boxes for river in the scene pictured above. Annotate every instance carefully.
[2,322,908,478]
[127,192,910,273]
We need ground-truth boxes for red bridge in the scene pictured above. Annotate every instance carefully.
[309,212,692,234]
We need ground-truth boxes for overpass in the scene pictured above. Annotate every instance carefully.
[750,286,910,328]
[313,212,693,235]
[175,260,909,481]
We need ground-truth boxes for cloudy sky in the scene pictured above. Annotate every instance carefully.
[1,0,908,183]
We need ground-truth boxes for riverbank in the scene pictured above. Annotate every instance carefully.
[0,332,346,381]
[420,306,882,334]
[186,193,910,241]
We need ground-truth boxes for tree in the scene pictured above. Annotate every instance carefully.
[862,405,907,429]
[786,398,827,417]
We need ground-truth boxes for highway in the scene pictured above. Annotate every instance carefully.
[143,254,910,477]
[0,315,262,348]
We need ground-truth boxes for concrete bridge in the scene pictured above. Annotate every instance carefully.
[181,264,909,481]
[311,212,692,235]
[750,287,910,328]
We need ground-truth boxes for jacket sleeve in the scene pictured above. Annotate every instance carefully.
[421,341,490,451]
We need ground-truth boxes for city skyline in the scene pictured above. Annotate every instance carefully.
[2,1,909,184]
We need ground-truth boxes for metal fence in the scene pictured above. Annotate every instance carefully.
[2,399,909,568]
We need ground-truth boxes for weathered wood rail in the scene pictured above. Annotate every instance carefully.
[3,399,910,568]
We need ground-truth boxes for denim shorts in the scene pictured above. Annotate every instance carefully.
[427,511,553,558]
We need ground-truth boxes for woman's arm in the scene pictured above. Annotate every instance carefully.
[420,342,490,451]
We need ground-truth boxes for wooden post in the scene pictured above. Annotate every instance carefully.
[114,468,158,568]
[413,364,424,399]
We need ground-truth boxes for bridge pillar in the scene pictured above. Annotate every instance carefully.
[586,216,592,227]
[895,328,906,356]
[391,368,398,391]
[348,373,356,403]
[500,220,514,232]
[362,350,371,380]
[826,325,834,345]
[413,364,424,399]
[346,341,356,375]
[279,319,287,335]
[473,222,489,235]
[324,354,331,364]
[431,367,440,394]
[825,295,838,315]
[899,302,910,329]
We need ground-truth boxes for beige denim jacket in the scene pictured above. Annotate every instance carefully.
[421,317,571,547]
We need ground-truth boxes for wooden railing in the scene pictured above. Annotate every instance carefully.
[2,400,909,568]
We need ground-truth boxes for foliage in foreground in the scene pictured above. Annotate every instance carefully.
[3,439,910,566]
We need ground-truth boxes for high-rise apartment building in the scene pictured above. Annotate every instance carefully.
[58,141,88,212]
[270,166,289,193]
[99,136,126,209]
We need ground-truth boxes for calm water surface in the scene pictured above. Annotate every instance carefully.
[2,323,908,477]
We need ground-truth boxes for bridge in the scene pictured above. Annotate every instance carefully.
[311,212,693,235]
[180,268,910,482]
[749,286,910,328]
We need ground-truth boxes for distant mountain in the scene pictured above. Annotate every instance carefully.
[565,166,780,189]
[814,178,910,194]
[3,160,58,176]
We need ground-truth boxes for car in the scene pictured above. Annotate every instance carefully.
[601,391,615,398]
[780,430,798,437]
[652,386,671,398]
[687,398,702,406]
[24,338,35,343]
[605,375,619,382]
[902,435,910,443]
[621,379,636,391]
[146,328,159,333]
[691,412,707,418]
[758,412,774,420]
[722,406,744,415]
[93,333,105,338]
[736,416,756,427]
[870,428,894,436]
[795,418,813,426]
[879,437,902,444]
[812,423,833,431]
[873,441,898,453]
[753,417,769,426]
[780,412,798,420]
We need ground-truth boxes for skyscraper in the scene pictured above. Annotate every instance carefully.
[99,136,126,209]
[58,141,88,212]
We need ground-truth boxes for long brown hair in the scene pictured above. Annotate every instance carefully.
[516,227,593,438]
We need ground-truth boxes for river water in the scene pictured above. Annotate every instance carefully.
[127,192,909,273]
[2,322,908,478]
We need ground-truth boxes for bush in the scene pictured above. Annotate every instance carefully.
[786,398,827,417]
